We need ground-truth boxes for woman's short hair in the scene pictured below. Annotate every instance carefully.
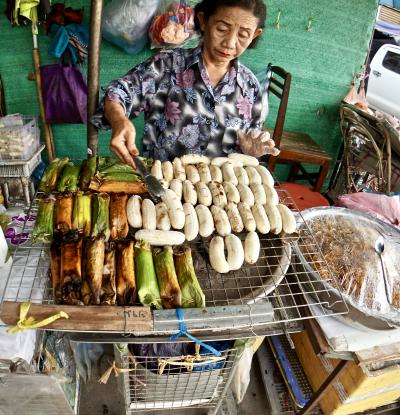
[194,0,267,48]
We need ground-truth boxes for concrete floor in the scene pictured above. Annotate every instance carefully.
[79,347,270,415]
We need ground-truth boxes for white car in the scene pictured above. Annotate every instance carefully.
[366,44,400,119]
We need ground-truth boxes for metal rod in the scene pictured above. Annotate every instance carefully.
[32,26,55,160]
[296,359,350,415]
[210,350,242,415]
[87,0,103,157]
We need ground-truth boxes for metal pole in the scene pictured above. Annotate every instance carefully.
[210,349,243,415]
[296,360,350,415]
[87,0,103,157]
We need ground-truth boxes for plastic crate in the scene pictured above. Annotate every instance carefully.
[0,115,40,161]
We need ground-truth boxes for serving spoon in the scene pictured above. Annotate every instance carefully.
[374,235,391,304]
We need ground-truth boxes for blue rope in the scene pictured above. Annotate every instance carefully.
[170,308,222,357]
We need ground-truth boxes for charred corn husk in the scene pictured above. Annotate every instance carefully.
[101,242,116,305]
[116,241,136,305]
[174,247,205,308]
[57,162,80,192]
[39,158,69,193]
[79,156,97,191]
[91,193,110,240]
[72,192,92,237]
[110,193,129,240]
[89,157,148,193]
[85,237,105,305]
[32,196,55,243]
[55,193,73,235]
[81,279,92,305]
[135,241,162,309]
[80,240,91,305]
[61,238,83,305]
[89,178,147,194]
[50,241,62,303]
[153,246,182,309]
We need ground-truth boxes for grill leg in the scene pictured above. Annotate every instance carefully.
[21,176,31,205]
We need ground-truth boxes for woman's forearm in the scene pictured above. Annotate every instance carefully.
[104,99,129,128]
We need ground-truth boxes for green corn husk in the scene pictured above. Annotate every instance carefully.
[135,240,162,309]
[153,246,181,309]
[57,162,80,192]
[174,247,205,308]
[32,196,55,243]
[91,193,110,240]
[96,157,142,181]
[39,158,69,193]
[72,192,92,237]
[96,157,152,181]
[79,156,97,191]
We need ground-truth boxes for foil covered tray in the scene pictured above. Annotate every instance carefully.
[292,207,400,330]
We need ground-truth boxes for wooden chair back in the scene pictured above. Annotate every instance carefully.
[267,65,292,147]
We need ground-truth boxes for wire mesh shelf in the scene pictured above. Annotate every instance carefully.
[256,339,323,415]
[0,145,45,177]
[115,343,240,412]
[1,186,349,336]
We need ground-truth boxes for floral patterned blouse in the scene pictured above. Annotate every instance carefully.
[92,46,266,161]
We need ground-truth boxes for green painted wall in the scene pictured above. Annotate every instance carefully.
[0,0,378,179]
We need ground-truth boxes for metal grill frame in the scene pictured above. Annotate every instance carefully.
[114,342,241,414]
[0,186,349,336]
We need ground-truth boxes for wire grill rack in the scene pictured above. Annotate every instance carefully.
[115,344,240,412]
[1,187,349,335]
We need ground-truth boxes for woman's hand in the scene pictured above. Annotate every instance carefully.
[105,99,139,168]
[237,129,280,158]
[110,118,139,168]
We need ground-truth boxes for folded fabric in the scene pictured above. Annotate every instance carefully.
[335,192,400,228]
[49,23,89,65]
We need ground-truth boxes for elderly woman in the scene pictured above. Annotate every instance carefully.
[93,0,278,166]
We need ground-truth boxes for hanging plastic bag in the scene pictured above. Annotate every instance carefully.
[231,337,264,404]
[70,342,104,383]
[102,0,160,55]
[149,0,197,49]
[40,62,87,124]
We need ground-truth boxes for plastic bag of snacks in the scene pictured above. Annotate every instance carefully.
[102,0,160,54]
[149,0,196,49]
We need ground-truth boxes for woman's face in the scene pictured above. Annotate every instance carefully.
[198,6,263,66]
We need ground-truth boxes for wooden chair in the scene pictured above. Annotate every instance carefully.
[265,65,332,193]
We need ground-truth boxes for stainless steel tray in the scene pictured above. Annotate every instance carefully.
[292,206,400,330]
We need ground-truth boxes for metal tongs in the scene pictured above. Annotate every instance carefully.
[133,156,165,202]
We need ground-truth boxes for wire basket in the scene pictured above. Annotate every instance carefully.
[115,343,240,413]
[0,186,349,337]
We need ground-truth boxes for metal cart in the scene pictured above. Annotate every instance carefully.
[0,185,349,414]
